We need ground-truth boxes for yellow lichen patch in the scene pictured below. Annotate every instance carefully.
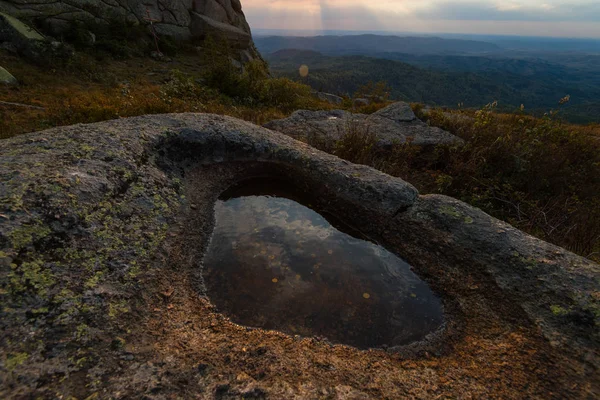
[363,293,371,299]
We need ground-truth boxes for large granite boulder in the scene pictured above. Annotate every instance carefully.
[264,102,464,148]
[0,12,74,63]
[0,114,598,398]
[0,65,16,84]
[0,0,259,60]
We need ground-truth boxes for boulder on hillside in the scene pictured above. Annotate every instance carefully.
[0,65,17,84]
[353,98,370,107]
[264,102,464,148]
[0,12,73,63]
[190,12,251,49]
[313,91,343,105]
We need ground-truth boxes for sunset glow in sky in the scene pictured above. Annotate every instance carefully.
[242,0,600,37]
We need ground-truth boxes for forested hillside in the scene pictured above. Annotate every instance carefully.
[266,49,600,123]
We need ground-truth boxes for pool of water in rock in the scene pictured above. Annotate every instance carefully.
[202,181,444,349]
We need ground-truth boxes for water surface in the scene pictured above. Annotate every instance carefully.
[203,182,443,349]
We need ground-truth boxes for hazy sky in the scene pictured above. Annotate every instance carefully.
[242,0,600,38]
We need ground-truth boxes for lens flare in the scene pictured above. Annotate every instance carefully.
[299,65,309,77]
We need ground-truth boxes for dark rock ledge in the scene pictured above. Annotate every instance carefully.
[0,114,598,398]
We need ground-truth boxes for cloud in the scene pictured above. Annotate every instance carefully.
[241,0,600,37]
[415,1,600,22]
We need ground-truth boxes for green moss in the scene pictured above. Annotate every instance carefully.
[439,205,461,218]
[9,260,55,296]
[9,224,52,251]
[6,352,28,371]
[550,305,569,316]
[76,324,90,340]
[84,271,104,289]
[108,300,129,318]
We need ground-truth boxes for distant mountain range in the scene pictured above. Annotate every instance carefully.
[255,34,502,56]
[265,48,600,123]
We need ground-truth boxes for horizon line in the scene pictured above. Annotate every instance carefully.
[251,28,600,41]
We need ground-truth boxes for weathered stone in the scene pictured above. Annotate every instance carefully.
[0,65,17,84]
[0,113,598,398]
[313,91,343,105]
[189,12,251,49]
[0,11,44,42]
[0,12,73,63]
[0,0,259,60]
[373,101,416,123]
[263,102,464,148]
[353,98,370,107]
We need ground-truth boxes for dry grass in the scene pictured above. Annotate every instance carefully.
[2,50,599,261]
[0,51,324,139]
[308,103,600,262]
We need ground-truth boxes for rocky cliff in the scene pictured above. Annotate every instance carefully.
[0,0,258,60]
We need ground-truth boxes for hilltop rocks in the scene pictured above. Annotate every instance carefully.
[0,11,73,63]
[0,0,259,60]
[0,11,44,61]
[264,102,464,148]
[374,101,417,123]
[0,114,598,398]
[190,12,251,49]
[313,91,344,105]
[0,65,16,84]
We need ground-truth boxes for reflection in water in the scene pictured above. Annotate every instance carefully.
[203,189,443,349]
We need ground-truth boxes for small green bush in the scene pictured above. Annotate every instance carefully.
[199,37,317,111]
[308,101,600,261]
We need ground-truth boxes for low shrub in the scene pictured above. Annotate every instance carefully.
[199,37,319,111]
[308,101,600,261]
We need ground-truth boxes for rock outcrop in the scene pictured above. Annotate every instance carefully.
[313,91,343,105]
[0,11,74,63]
[0,0,258,60]
[0,114,598,398]
[0,65,16,84]
[264,102,464,148]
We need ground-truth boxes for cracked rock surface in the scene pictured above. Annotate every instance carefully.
[0,113,598,399]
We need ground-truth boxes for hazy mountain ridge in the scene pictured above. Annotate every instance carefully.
[265,49,600,123]
[255,34,502,55]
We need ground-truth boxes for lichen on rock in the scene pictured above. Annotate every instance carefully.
[0,113,598,398]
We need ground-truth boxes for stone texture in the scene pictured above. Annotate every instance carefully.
[0,0,259,59]
[0,65,17,84]
[353,98,370,107]
[373,101,416,123]
[263,102,464,148]
[314,91,343,105]
[0,11,73,63]
[189,12,250,49]
[0,113,598,398]
[0,11,44,41]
